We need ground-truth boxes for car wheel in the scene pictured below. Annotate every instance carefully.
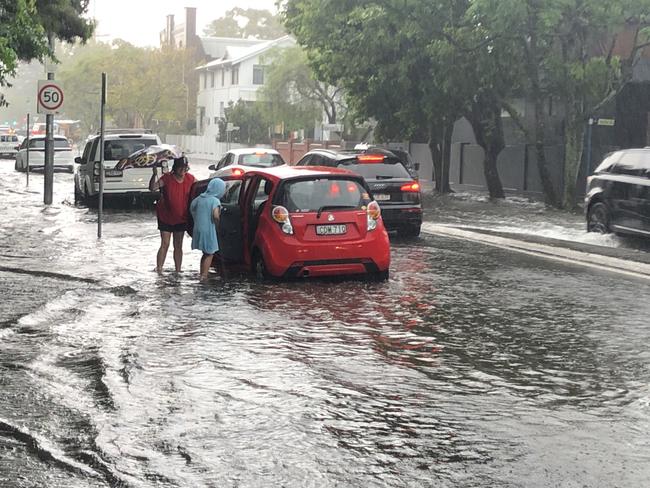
[74,183,83,204]
[401,224,421,238]
[252,250,271,280]
[587,202,611,234]
[369,269,389,282]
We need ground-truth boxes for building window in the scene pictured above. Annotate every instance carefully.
[221,69,225,86]
[202,73,206,89]
[211,71,215,88]
[253,65,265,85]
[220,102,225,117]
[231,66,239,85]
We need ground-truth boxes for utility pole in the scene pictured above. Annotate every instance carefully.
[98,73,107,239]
[44,72,55,205]
[25,113,30,186]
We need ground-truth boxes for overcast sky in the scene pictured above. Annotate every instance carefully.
[89,0,279,47]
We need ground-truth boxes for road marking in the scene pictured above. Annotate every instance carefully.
[422,223,650,280]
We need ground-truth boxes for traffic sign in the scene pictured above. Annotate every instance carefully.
[596,118,615,127]
[37,80,64,115]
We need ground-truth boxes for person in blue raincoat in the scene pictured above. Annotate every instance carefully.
[190,178,226,281]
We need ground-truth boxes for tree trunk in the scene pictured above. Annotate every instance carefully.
[428,122,452,194]
[468,95,506,199]
[562,113,585,210]
[428,125,442,193]
[441,121,453,193]
[524,2,560,208]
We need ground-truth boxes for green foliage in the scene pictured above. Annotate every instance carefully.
[58,41,194,136]
[219,100,271,144]
[204,8,286,39]
[258,46,330,137]
[0,0,93,105]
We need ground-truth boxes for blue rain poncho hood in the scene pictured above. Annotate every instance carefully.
[201,178,226,199]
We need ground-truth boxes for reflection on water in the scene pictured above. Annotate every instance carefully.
[2,166,650,487]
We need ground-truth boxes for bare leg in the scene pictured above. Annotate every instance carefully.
[156,231,171,273]
[200,253,214,281]
[172,231,185,272]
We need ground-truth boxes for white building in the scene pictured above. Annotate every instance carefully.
[195,35,296,139]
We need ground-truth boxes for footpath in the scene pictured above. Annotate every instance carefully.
[420,188,650,279]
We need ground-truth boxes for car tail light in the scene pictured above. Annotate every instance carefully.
[272,205,293,234]
[367,200,381,231]
[93,162,101,177]
[358,154,385,163]
[400,182,420,192]
[232,168,244,176]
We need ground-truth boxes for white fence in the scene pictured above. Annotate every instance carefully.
[164,134,246,160]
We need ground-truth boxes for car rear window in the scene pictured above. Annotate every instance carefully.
[29,138,70,149]
[237,152,285,167]
[279,178,371,212]
[339,159,412,179]
[103,138,157,160]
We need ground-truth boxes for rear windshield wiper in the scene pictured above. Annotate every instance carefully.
[316,205,357,218]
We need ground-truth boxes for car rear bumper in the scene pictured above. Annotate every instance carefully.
[380,206,423,228]
[261,229,391,278]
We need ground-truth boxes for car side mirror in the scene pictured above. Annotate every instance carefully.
[208,164,216,170]
[74,156,84,164]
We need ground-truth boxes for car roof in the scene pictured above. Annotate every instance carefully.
[227,147,280,156]
[245,164,360,180]
[28,135,69,140]
[305,147,403,161]
[87,132,159,141]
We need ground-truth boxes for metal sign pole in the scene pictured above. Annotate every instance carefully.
[98,73,106,239]
[25,113,30,186]
[44,72,54,205]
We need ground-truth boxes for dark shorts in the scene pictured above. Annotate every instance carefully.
[157,218,187,233]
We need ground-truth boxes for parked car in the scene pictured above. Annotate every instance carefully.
[0,133,20,159]
[295,148,422,237]
[208,148,286,178]
[74,130,161,204]
[189,165,391,280]
[354,143,420,179]
[585,148,650,238]
[14,135,75,172]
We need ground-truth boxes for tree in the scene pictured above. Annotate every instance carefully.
[204,8,285,39]
[218,100,271,144]
[0,0,94,104]
[259,46,337,138]
[283,0,469,194]
[58,41,193,135]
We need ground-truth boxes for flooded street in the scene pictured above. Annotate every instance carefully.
[2,165,650,487]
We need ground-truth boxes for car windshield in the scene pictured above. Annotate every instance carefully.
[29,138,70,149]
[103,138,157,160]
[340,159,411,179]
[237,152,285,167]
[279,178,371,213]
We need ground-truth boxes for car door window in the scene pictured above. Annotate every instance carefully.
[612,152,648,177]
[221,180,242,204]
[297,154,313,165]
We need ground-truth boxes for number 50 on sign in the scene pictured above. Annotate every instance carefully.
[37,80,65,115]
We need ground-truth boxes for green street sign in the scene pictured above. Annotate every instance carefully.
[596,118,615,126]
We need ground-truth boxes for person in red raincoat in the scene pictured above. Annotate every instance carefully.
[149,156,196,273]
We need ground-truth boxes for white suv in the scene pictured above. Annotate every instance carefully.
[74,130,161,204]
[0,134,20,159]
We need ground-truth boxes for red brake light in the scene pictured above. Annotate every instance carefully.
[347,183,357,192]
[400,182,420,192]
[232,168,244,176]
[272,205,289,223]
[358,154,385,163]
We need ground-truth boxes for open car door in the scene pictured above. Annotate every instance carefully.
[217,178,244,263]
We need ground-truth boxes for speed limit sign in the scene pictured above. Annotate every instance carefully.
[37,80,65,115]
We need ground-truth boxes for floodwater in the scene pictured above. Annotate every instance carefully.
[2,164,650,487]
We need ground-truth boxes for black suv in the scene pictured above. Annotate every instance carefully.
[295,148,422,236]
[585,148,650,238]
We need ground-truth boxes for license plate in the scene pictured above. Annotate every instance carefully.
[105,169,123,177]
[316,224,347,235]
[374,193,391,201]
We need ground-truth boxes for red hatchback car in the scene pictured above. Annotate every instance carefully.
[189,166,391,280]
